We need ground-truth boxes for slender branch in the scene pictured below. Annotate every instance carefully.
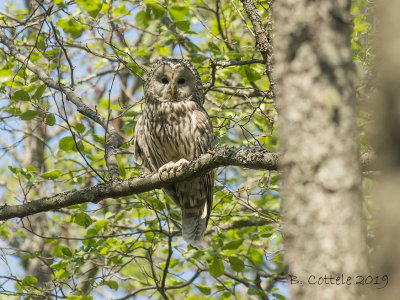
[212,59,265,68]
[203,59,267,93]
[210,86,271,98]
[116,270,203,300]
[0,29,123,178]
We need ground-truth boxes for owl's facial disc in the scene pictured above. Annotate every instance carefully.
[151,63,196,102]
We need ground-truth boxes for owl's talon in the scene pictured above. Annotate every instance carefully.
[158,161,175,174]
[176,158,189,169]
[158,159,189,176]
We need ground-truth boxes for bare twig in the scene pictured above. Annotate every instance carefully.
[0,29,124,179]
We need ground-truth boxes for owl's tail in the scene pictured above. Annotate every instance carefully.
[181,202,208,246]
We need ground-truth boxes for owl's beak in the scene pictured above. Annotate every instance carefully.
[171,86,175,96]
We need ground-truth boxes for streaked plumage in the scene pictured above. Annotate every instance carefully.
[134,58,215,246]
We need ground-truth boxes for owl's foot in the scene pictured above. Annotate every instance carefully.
[158,159,189,176]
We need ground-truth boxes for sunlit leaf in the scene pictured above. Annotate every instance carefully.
[20,110,39,120]
[22,276,37,287]
[77,0,103,18]
[196,285,211,295]
[59,136,76,151]
[40,169,63,180]
[13,90,30,102]
[168,4,189,21]
[209,257,225,277]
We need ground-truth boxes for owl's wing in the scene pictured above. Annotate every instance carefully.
[193,107,215,222]
[133,115,144,165]
[192,108,215,155]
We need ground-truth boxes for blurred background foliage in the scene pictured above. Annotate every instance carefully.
[0,0,373,299]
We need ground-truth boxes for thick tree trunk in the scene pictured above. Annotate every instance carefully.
[371,1,400,299]
[274,1,367,299]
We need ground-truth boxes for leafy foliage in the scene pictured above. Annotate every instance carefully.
[0,0,372,299]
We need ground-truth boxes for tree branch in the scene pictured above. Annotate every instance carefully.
[240,0,271,63]
[0,146,279,221]
[0,145,375,222]
[240,0,273,95]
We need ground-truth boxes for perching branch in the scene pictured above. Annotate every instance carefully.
[0,146,279,221]
[0,145,375,222]
[0,30,123,179]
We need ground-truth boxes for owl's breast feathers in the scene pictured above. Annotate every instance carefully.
[134,100,214,172]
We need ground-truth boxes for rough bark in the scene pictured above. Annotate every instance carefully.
[240,0,273,94]
[370,1,400,299]
[274,0,367,299]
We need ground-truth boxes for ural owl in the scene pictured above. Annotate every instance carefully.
[134,58,215,246]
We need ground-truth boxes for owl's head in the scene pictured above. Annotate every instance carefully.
[145,58,204,104]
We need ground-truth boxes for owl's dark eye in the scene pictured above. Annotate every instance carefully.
[177,78,185,84]
[161,77,169,84]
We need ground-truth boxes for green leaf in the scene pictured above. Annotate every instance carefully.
[75,123,86,134]
[209,257,224,277]
[174,20,190,31]
[56,17,85,38]
[134,50,152,57]
[107,280,119,290]
[248,285,266,297]
[73,212,93,228]
[93,220,108,231]
[77,0,103,18]
[20,110,39,121]
[33,84,46,100]
[0,68,13,79]
[50,260,68,270]
[168,4,189,21]
[208,42,220,53]
[229,256,244,272]
[196,285,211,295]
[239,66,262,81]
[188,53,208,63]
[45,113,56,126]
[223,239,243,250]
[25,165,36,173]
[13,90,30,102]
[136,10,149,27]
[114,210,125,222]
[22,275,38,287]
[220,292,233,300]
[55,268,70,280]
[146,0,166,18]
[54,0,66,8]
[128,62,145,77]
[272,293,286,300]
[121,120,136,130]
[40,169,63,180]
[59,136,75,151]
[43,100,50,110]
[249,248,264,266]
[53,245,72,257]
